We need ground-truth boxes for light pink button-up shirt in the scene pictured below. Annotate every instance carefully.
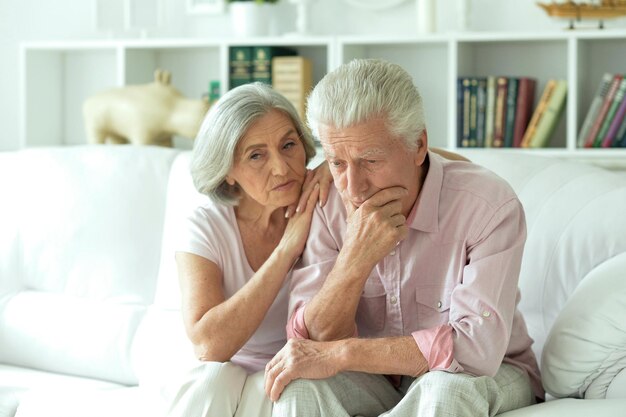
[287,151,543,399]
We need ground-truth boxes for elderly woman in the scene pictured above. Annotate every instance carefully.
[166,82,329,417]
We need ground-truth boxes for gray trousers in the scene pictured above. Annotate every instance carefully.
[272,364,536,417]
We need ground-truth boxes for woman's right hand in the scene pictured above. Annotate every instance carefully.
[279,183,320,262]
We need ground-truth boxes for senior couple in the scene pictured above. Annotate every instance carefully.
[167,59,543,417]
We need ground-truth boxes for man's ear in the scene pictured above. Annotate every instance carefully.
[414,130,429,167]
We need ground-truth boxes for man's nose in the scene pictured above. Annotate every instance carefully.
[345,165,367,199]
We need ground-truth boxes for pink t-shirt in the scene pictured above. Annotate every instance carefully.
[287,151,543,399]
[176,201,290,373]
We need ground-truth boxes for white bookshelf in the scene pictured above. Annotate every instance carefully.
[20,31,626,167]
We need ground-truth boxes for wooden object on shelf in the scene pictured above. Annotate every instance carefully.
[537,0,626,29]
[82,69,210,147]
[271,56,312,120]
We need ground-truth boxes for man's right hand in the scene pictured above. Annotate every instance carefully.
[340,186,409,272]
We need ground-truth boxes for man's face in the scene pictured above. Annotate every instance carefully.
[319,117,428,217]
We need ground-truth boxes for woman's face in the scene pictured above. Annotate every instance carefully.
[228,110,307,209]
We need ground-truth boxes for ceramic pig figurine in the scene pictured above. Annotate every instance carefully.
[83,69,210,147]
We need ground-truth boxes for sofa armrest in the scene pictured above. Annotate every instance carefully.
[541,252,626,399]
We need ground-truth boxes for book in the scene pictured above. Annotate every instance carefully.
[577,73,613,148]
[613,107,626,147]
[584,74,623,148]
[251,46,296,85]
[229,46,253,89]
[503,77,519,147]
[529,80,567,148]
[461,77,472,148]
[457,78,464,148]
[484,76,496,148]
[475,78,487,148]
[492,77,508,148]
[469,78,478,147]
[520,80,557,148]
[597,77,626,147]
[513,77,537,148]
[271,56,312,120]
[603,92,626,147]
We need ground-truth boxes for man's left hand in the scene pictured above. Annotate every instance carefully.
[264,338,342,402]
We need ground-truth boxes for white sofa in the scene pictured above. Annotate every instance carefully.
[0,145,625,417]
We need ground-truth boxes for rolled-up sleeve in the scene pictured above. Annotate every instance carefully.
[413,198,526,376]
[287,203,340,339]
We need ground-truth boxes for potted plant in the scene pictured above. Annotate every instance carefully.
[228,0,279,37]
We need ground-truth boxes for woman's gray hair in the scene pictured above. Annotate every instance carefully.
[190,82,316,205]
[306,59,425,150]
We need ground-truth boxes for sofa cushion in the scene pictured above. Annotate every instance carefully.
[0,152,21,300]
[0,291,144,385]
[15,146,178,302]
[541,252,626,399]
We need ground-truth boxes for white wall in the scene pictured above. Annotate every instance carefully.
[2,0,625,151]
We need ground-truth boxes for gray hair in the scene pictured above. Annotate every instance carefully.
[306,59,426,150]
[190,82,316,205]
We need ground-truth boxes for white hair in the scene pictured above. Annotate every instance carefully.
[306,59,426,150]
[191,82,316,205]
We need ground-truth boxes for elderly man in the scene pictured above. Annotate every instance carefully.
[264,59,543,417]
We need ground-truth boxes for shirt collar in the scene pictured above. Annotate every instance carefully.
[406,150,442,233]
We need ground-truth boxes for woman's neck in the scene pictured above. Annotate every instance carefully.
[235,195,287,232]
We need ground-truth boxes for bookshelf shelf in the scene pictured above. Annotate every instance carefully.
[20,32,626,168]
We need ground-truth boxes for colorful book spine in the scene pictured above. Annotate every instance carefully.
[251,46,296,85]
[469,78,478,147]
[484,76,496,148]
[503,77,519,148]
[584,74,623,148]
[520,80,557,148]
[513,77,537,148]
[597,77,626,147]
[229,46,253,89]
[603,93,626,147]
[529,80,567,148]
[577,73,613,148]
[612,107,626,147]
[476,78,487,148]
[492,77,508,148]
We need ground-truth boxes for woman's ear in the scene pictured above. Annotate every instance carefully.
[225,176,235,186]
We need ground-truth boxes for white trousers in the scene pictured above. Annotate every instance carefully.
[164,361,272,417]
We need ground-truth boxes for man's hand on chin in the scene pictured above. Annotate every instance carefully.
[340,186,409,267]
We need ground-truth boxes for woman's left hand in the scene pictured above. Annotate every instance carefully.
[286,161,333,218]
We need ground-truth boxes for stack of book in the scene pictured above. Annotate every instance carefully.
[457,76,567,148]
[271,56,312,120]
[229,46,297,89]
[578,73,626,148]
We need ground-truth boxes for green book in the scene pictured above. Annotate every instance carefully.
[251,46,296,85]
[529,80,567,148]
[503,77,519,148]
[229,46,253,89]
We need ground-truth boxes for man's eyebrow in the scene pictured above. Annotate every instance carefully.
[360,148,386,158]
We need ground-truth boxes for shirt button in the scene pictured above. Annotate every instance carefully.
[437,301,442,309]
[482,311,491,318]
[390,295,398,305]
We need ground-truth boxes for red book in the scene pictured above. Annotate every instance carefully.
[513,78,537,148]
[584,74,623,148]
